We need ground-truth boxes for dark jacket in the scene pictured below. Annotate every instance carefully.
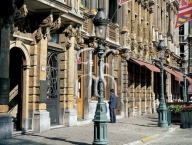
[109,94,116,108]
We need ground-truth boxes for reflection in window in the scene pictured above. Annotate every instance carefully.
[92,53,95,72]
[78,53,82,71]
[50,33,59,43]
[78,77,81,98]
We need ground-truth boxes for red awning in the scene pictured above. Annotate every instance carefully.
[131,58,160,72]
[174,70,192,84]
[164,67,183,82]
[188,84,192,94]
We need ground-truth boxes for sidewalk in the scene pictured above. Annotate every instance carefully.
[0,113,179,145]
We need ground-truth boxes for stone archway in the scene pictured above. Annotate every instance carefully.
[9,40,30,131]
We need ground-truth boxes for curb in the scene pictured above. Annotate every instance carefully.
[124,126,179,145]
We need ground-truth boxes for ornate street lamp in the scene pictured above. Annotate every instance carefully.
[92,8,109,145]
[181,55,188,102]
[157,39,168,128]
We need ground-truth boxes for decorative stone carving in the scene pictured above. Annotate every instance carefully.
[35,27,43,41]
[122,31,131,50]
[138,42,144,56]
[35,14,54,41]
[61,25,84,50]
[149,43,157,58]
[10,3,31,39]
[13,27,31,39]
[50,17,61,31]
[74,27,84,49]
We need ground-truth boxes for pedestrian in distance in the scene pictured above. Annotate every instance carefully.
[108,89,116,123]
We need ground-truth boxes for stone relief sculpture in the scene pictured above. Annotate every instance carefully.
[74,26,84,49]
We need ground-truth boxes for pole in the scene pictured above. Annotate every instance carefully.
[183,72,187,102]
[158,60,168,128]
[92,40,108,145]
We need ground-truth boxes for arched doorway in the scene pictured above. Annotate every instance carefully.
[9,47,26,131]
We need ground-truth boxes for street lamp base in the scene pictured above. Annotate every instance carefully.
[158,111,168,128]
[92,122,108,145]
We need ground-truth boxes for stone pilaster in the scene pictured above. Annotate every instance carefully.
[166,73,172,102]
[64,37,77,127]
[0,27,13,139]
[137,1,142,42]
[151,71,156,113]
[141,67,146,115]
[33,36,50,133]
[128,62,135,117]
[122,60,128,117]
[135,65,141,116]
[146,70,152,114]
[131,0,136,35]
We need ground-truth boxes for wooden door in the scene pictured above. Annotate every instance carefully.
[77,75,83,118]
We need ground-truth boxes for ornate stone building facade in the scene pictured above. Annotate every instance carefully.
[0,0,189,139]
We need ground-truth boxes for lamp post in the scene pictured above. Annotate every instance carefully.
[157,40,168,128]
[182,55,187,102]
[92,8,109,145]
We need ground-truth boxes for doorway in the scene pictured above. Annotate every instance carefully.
[46,50,60,126]
[9,47,25,131]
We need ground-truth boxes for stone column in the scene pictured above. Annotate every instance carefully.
[161,0,165,35]
[143,5,147,42]
[90,0,97,15]
[121,4,127,32]
[0,27,13,139]
[170,3,174,38]
[131,0,135,35]
[157,0,162,33]
[137,1,142,42]
[103,0,109,17]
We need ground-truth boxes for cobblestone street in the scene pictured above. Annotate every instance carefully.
[0,114,179,145]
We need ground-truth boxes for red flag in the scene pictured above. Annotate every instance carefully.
[175,0,192,28]
[119,0,131,5]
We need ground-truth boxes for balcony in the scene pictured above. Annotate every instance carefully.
[179,35,188,44]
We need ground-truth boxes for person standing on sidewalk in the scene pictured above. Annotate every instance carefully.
[108,89,116,123]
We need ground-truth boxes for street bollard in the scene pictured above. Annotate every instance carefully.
[181,108,186,128]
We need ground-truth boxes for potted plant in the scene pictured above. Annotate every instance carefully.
[167,105,182,122]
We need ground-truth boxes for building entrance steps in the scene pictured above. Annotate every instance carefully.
[0,113,179,145]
